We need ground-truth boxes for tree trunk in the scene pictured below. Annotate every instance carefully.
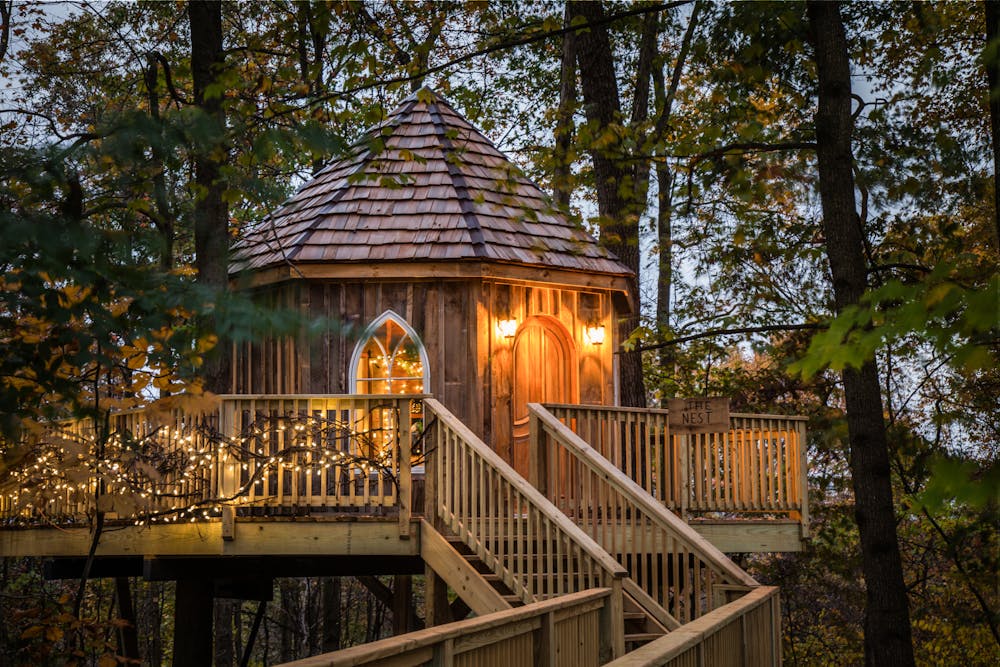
[143,54,175,270]
[806,3,916,666]
[655,161,674,335]
[115,577,140,663]
[552,2,577,210]
[188,0,231,393]
[569,0,646,407]
[653,0,700,354]
[986,0,1000,248]
[214,599,235,667]
[321,577,341,652]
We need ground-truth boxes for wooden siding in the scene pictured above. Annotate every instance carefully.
[231,278,618,466]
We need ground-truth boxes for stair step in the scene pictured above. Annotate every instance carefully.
[623,612,646,621]
[625,633,665,643]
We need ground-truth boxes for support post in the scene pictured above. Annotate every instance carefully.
[424,414,438,525]
[173,579,214,666]
[392,575,413,635]
[528,408,546,496]
[398,400,412,539]
[424,567,452,628]
[534,610,557,667]
[797,421,810,538]
[430,637,454,666]
[599,578,625,661]
[680,433,690,520]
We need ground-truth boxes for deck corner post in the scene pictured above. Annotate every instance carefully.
[680,432,691,519]
[424,408,439,528]
[599,578,625,661]
[535,609,557,667]
[528,406,547,496]
[430,637,455,666]
[398,399,412,539]
[797,421,809,539]
[772,588,782,666]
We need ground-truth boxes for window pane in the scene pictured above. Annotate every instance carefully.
[354,317,426,396]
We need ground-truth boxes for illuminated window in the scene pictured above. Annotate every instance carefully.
[350,311,428,396]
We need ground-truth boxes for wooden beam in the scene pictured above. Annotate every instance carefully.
[0,519,422,558]
[143,555,423,580]
[236,261,631,295]
[419,519,510,616]
[690,521,804,553]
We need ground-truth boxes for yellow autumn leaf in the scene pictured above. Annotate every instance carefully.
[126,354,147,370]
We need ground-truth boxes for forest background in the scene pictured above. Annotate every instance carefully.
[0,1,997,666]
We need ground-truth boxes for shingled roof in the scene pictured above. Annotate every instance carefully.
[230,88,631,279]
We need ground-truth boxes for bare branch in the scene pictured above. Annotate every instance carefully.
[628,322,825,353]
[0,1,12,64]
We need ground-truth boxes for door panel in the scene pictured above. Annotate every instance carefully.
[511,318,575,477]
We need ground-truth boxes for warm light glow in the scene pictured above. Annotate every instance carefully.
[497,318,518,339]
[584,325,606,345]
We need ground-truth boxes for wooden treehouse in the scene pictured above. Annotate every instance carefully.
[0,89,808,666]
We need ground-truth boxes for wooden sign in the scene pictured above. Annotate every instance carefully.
[666,397,730,434]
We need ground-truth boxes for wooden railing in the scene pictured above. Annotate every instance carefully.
[603,586,781,667]
[0,395,418,531]
[276,588,618,667]
[530,404,758,625]
[423,398,627,654]
[543,404,808,533]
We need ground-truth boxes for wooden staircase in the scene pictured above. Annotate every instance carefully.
[432,528,670,649]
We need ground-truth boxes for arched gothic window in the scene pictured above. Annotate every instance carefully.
[350,311,429,395]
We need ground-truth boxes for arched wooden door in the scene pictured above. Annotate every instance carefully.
[511,317,576,477]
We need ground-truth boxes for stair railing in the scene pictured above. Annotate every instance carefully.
[529,404,758,625]
[423,398,628,654]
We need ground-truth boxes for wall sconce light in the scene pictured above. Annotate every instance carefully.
[497,318,518,339]
[584,324,606,346]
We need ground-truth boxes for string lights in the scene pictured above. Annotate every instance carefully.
[0,401,420,527]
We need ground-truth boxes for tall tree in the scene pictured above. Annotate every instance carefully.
[986,0,1000,245]
[806,3,916,665]
[568,0,648,407]
[189,0,231,393]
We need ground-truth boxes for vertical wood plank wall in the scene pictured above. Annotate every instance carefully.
[230,278,618,465]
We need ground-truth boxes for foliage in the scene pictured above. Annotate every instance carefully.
[0,0,996,663]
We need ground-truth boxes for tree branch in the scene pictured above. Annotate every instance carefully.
[281,1,693,118]
[0,1,12,64]
[628,322,825,353]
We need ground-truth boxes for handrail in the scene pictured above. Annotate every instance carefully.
[276,588,617,667]
[603,586,781,667]
[544,403,808,422]
[422,398,627,655]
[543,403,808,534]
[530,404,757,624]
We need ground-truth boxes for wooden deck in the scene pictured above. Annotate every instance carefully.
[0,394,802,665]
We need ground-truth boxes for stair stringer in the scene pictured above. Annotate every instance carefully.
[419,518,511,616]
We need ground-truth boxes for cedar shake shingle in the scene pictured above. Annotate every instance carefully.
[231,88,630,278]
